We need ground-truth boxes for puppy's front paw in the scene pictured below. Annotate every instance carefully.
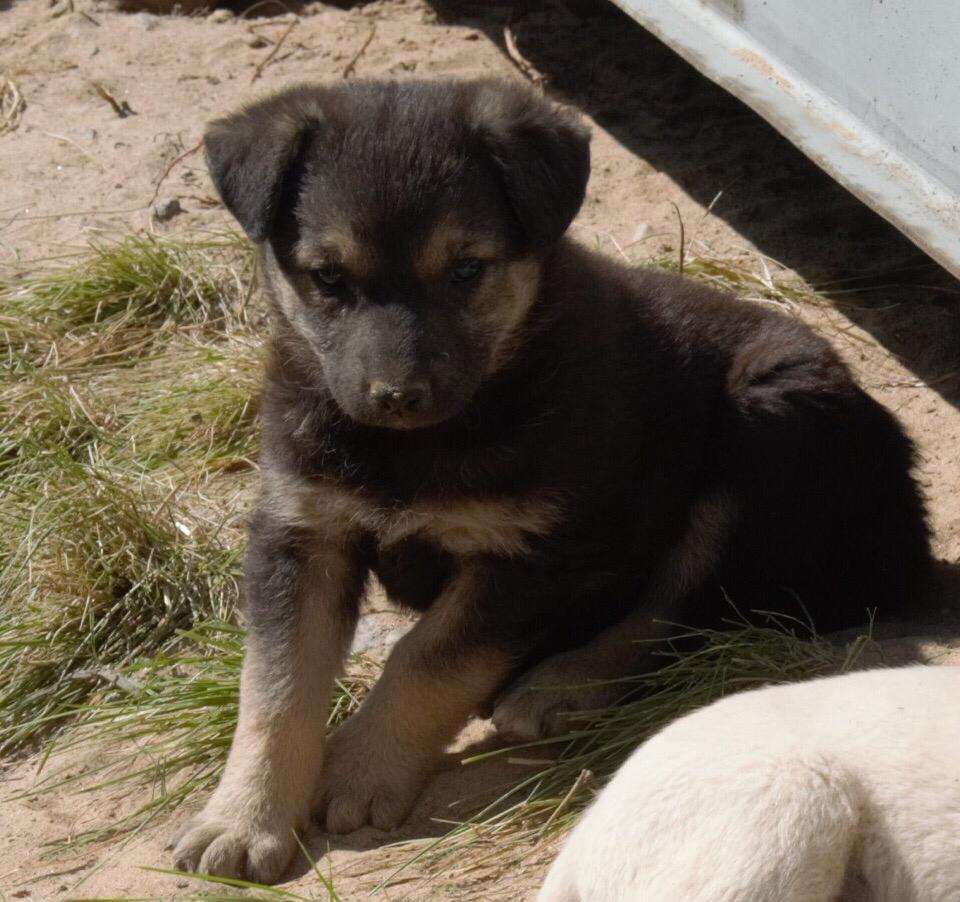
[170,807,296,884]
[314,725,428,834]
[492,653,624,743]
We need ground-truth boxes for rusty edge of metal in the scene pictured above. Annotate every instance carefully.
[608,0,960,280]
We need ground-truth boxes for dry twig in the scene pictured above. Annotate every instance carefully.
[251,17,297,83]
[670,201,686,277]
[92,82,136,119]
[503,12,547,88]
[148,140,203,208]
[343,24,377,79]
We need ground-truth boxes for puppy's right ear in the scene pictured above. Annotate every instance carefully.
[204,89,324,242]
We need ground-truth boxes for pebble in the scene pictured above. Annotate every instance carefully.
[153,197,183,222]
[208,8,234,23]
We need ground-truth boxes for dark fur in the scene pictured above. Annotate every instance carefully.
[208,79,931,832]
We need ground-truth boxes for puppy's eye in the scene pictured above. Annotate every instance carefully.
[451,258,483,283]
[313,264,344,288]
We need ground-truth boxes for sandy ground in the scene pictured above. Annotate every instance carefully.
[2,0,959,898]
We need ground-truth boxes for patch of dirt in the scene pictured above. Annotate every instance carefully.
[1,0,958,898]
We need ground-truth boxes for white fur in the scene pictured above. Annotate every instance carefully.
[538,665,960,902]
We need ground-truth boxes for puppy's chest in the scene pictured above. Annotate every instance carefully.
[267,473,561,559]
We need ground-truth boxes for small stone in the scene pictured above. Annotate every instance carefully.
[462,31,480,41]
[246,34,269,48]
[153,197,183,222]
[208,7,233,22]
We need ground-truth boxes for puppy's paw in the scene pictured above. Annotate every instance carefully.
[492,653,624,743]
[314,726,427,834]
[169,808,296,884]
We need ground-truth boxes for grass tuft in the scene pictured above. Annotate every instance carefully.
[0,463,243,752]
[1,233,255,368]
[0,233,259,754]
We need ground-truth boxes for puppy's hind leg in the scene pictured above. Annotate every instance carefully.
[494,494,732,742]
[170,510,367,884]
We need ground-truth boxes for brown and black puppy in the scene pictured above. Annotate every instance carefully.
[171,79,931,883]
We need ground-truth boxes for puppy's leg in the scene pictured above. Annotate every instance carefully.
[315,562,510,834]
[171,513,365,883]
[494,494,731,742]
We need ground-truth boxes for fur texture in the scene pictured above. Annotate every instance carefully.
[539,665,960,902]
[170,79,932,883]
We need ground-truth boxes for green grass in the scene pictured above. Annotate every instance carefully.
[1,233,255,369]
[0,459,244,752]
[0,234,259,754]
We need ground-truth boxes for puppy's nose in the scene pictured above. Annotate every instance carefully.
[369,380,431,416]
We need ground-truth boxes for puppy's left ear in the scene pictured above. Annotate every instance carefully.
[471,82,590,251]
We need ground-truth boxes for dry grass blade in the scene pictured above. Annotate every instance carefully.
[0,74,26,134]
[342,24,376,80]
[253,17,298,83]
[91,82,136,119]
[503,14,547,88]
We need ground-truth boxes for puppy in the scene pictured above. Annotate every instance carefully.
[170,79,931,883]
[539,664,960,902]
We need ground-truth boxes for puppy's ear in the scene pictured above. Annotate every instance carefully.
[471,83,590,250]
[204,89,324,242]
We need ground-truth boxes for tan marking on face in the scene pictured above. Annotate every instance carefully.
[263,470,561,558]
[470,256,541,376]
[261,244,332,366]
[415,218,505,283]
[294,220,373,279]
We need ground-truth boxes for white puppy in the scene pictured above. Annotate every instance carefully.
[538,665,960,902]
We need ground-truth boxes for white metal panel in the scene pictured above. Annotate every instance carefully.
[610,0,960,278]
